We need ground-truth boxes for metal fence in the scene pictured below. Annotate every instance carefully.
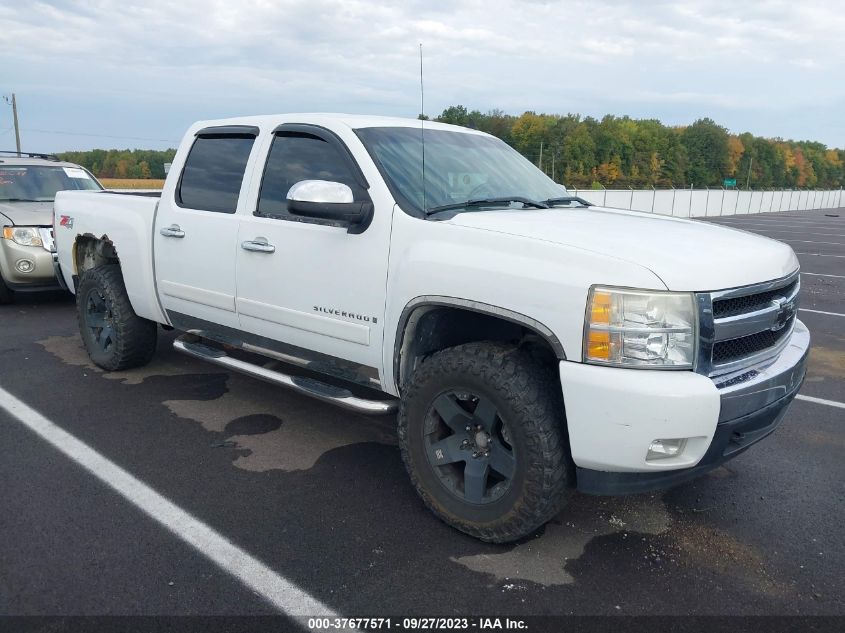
[568,187,844,217]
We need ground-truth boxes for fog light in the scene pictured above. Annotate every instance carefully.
[647,438,687,460]
[15,259,35,273]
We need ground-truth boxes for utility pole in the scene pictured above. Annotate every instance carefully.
[746,156,753,189]
[538,140,544,171]
[3,93,21,155]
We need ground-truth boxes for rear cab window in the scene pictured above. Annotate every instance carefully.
[177,132,256,213]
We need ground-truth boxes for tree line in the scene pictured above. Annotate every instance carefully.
[57,110,845,189]
[57,148,176,180]
[434,106,845,189]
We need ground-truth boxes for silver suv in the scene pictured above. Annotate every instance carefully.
[0,151,102,303]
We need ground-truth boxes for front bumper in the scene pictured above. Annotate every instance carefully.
[0,236,61,289]
[561,319,810,495]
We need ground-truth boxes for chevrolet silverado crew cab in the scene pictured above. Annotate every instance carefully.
[0,151,102,303]
[53,114,809,542]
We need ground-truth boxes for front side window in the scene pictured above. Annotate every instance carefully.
[0,165,101,202]
[257,132,365,219]
[178,136,255,213]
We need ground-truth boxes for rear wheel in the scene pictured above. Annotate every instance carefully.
[76,264,157,371]
[398,342,572,543]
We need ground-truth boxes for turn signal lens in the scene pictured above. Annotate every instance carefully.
[586,330,611,360]
[590,291,612,325]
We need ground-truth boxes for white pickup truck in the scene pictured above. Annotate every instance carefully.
[54,114,809,542]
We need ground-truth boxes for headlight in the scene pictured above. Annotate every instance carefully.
[3,226,43,247]
[584,286,696,368]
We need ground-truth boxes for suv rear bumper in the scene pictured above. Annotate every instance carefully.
[560,319,809,494]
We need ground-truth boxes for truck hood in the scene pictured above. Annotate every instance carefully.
[447,205,799,291]
[0,201,54,227]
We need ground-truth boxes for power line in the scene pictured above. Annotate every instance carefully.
[22,128,179,143]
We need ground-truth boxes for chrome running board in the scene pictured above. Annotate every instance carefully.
[173,335,398,415]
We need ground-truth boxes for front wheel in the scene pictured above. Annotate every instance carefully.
[76,264,157,371]
[398,342,573,543]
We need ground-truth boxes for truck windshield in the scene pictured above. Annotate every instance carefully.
[356,126,567,216]
[0,165,102,202]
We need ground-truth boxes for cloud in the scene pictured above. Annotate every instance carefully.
[1,0,843,150]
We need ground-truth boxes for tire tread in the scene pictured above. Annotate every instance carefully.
[76,264,157,371]
[397,341,572,543]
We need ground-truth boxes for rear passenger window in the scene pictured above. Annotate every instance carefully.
[257,133,365,219]
[178,136,255,213]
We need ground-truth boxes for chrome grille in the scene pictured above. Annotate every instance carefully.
[712,315,795,364]
[696,270,800,378]
[712,279,799,319]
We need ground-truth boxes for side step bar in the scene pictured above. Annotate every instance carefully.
[173,335,398,415]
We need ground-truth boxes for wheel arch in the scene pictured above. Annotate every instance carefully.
[72,233,119,280]
[70,233,166,324]
[393,296,566,391]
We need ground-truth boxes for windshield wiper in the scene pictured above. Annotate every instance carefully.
[543,196,592,208]
[426,196,549,215]
[0,198,43,202]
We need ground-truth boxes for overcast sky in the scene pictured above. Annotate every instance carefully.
[1,0,843,152]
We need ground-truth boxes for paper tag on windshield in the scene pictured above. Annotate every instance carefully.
[63,167,90,179]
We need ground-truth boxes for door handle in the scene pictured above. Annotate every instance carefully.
[241,238,275,253]
[160,224,185,238]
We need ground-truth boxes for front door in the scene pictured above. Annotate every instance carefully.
[235,125,391,386]
[154,127,259,329]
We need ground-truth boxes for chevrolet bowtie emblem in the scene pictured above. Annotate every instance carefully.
[770,296,795,332]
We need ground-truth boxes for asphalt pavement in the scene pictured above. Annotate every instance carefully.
[0,208,843,619]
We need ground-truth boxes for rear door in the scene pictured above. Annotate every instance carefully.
[234,124,392,387]
[154,126,259,330]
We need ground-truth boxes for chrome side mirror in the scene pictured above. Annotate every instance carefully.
[286,180,373,233]
[287,180,354,204]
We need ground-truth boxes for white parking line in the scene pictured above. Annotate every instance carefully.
[0,385,337,618]
[800,308,845,317]
[768,214,843,218]
[711,224,842,231]
[796,394,845,410]
[716,216,839,221]
[780,239,845,246]
[752,231,845,239]
[802,272,845,279]
[716,218,841,224]
[795,252,845,258]
[716,223,842,230]
[714,216,840,221]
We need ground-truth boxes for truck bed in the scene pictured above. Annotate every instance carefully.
[53,190,166,323]
[103,190,162,198]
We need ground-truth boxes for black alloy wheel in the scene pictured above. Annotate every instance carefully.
[424,391,516,505]
[84,287,116,354]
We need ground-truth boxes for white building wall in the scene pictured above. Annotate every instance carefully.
[570,187,843,217]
